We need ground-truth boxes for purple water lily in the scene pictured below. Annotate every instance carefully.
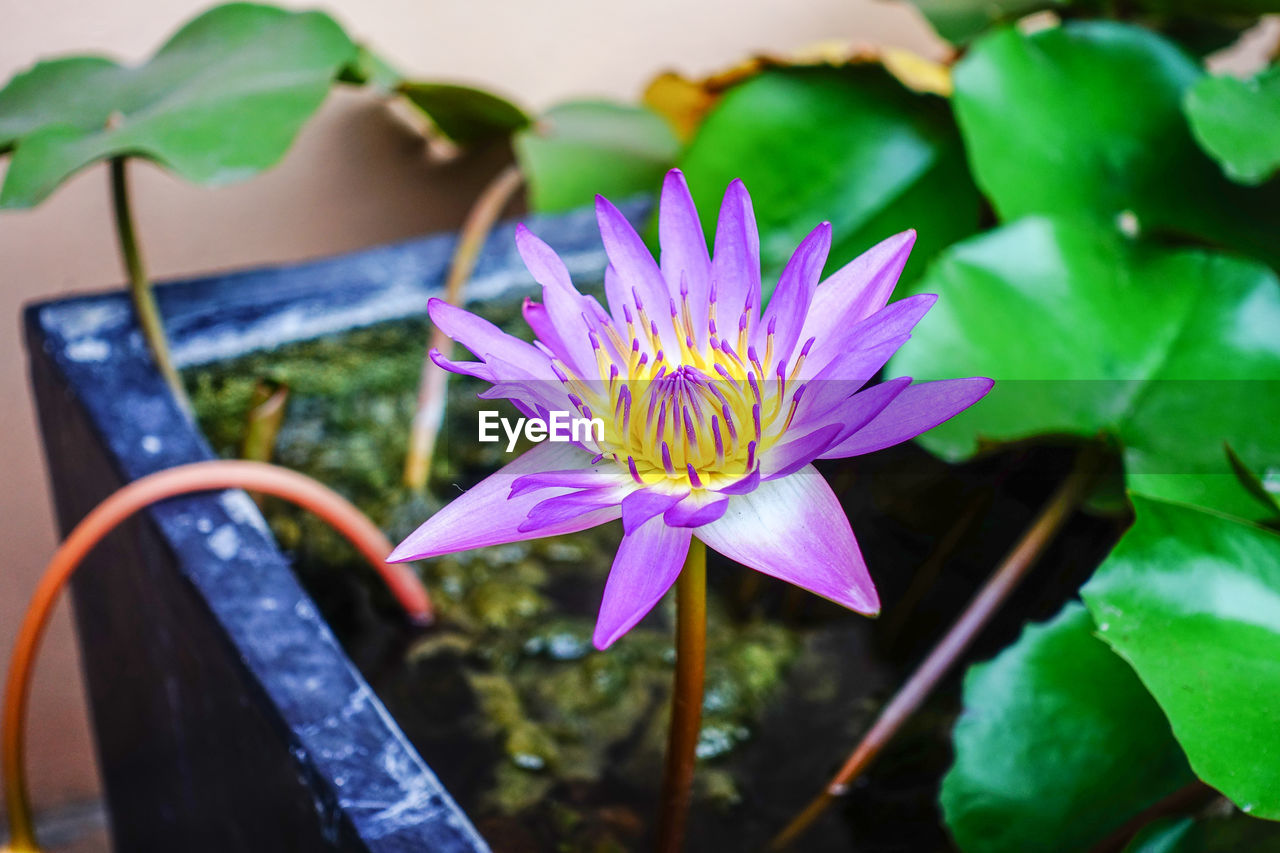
[390,169,992,649]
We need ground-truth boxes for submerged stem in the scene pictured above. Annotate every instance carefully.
[656,539,707,853]
[770,443,1106,850]
[109,157,190,414]
[403,165,524,492]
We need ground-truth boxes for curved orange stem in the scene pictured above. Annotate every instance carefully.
[770,444,1104,850]
[3,460,432,851]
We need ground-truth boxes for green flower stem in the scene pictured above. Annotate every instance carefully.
[110,157,190,415]
[771,443,1106,850]
[656,538,707,853]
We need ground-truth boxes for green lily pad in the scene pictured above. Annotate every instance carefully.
[513,100,679,213]
[1124,818,1198,853]
[1185,67,1280,186]
[952,21,1280,268]
[908,0,1058,45]
[675,65,981,291]
[399,82,530,147]
[887,216,1280,518]
[1225,444,1280,521]
[0,2,356,207]
[941,602,1194,853]
[1125,812,1280,852]
[1082,496,1280,820]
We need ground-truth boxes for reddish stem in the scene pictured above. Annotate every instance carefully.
[656,539,707,853]
[3,460,432,850]
[404,165,524,491]
[770,444,1104,850]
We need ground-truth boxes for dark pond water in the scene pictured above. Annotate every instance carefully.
[187,290,1125,851]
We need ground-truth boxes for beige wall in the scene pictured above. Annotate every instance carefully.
[0,0,939,825]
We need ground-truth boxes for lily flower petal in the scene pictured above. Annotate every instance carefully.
[821,377,995,459]
[659,170,712,343]
[596,195,682,351]
[427,298,553,380]
[759,221,831,364]
[696,467,878,614]
[796,229,916,365]
[594,518,693,649]
[621,489,686,534]
[388,442,620,562]
[711,179,762,319]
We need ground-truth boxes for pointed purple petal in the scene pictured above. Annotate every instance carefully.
[515,225,602,376]
[621,489,686,534]
[711,179,762,319]
[664,493,730,527]
[821,378,994,458]
[799,293,936,382]
[389,442,619,562]
[715,466,760,496]
[792,376,912,446]
[759,423,842,481]
[522,298,572,358]
[428,298,552,378]
[659,169,712,343]
[510,465,625,498]
[759,222,831,364]
[697,467,878,614]
[594,518,692,649]
[790,334,909,425]
[796,230,915,361]
[596,195,682,354]
[519,482,630,533]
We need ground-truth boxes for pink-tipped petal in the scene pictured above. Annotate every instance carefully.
[520,484,631,533]
[594,517,692,649]
[515,225,605,375]
[697,467,879,614]
[712,179,762,318]
[659,169,713,342]
[621,488,686,534]
[664,493,730,527]
[596,195,682,353]
[389,442,619,562]
[760,221,832,364]
[759,423,842,481]
[797,230,916,361]
[715,466,761,496]
[790,335,910,425]
[428,298,552,378]
[821,377,995,459]
[798,292,936,382]
[522,298,572,358]
[510,466,625,498]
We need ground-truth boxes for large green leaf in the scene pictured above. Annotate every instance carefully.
[910,0,1274,51]
[952,21,1280,268]
[0,3,355,207]
[1124,818,1198,853]
[942,602,1194,853]
[909,0,1060,44]
[1185,67,1280,186]
[1082,496,1280,820]
[886,216,1280,518]
[1125,813,1280,852]
[399,82,530,147]
[513,100,678,213]
[675,66,981,291]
